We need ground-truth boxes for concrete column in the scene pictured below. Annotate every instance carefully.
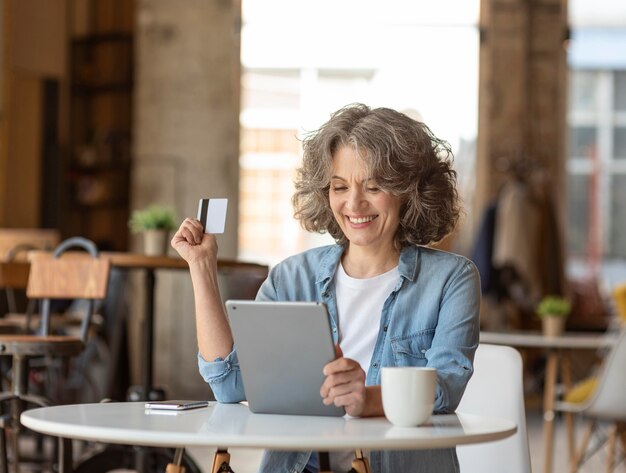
[476,0,568,209]
[132,0,241,398]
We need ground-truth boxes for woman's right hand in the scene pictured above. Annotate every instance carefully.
[171,218,218,265]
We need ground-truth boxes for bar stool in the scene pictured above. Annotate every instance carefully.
[0,237,110,473]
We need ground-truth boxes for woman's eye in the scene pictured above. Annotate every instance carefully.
[366,187,380,193]
[332,186,347,192]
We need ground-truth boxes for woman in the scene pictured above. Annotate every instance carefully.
[172,103,480,473]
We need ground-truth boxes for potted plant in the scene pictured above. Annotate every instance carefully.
[129,205,177,256]
[536,295,571,337]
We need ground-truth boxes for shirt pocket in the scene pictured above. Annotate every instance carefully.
[390,328,436,367]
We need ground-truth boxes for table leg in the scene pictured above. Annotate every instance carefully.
[57,438,73,473]
[560,356,575,462]
[142,270,156,401]
[605,424,617,473]
[542,351,559,473]
[211,448,234,473]
[165,448,186,473]
[351,449,370,473]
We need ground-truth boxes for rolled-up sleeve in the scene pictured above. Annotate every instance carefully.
[197,349,246,403]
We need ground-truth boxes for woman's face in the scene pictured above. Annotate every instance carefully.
[329,145,402,252]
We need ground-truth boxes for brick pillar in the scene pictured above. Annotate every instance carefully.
[132,0,241,398]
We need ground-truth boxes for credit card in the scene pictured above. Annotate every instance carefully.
[197,198,228,234]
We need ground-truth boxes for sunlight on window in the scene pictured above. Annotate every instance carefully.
[239,0,480,265]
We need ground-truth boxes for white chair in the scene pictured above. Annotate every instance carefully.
[456,344,532,473]
[554,328,626,473]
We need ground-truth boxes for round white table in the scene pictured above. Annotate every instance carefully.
[22,401,516,472]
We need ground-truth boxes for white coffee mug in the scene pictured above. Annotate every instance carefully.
[381,366,437,427]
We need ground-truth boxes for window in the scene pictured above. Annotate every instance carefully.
[567,70,626,259]
[239,0,480,265]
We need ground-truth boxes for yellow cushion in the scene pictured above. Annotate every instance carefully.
[564,377,599,404]
[613,283,626,323]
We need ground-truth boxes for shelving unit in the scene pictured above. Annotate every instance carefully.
[63,32,133,251]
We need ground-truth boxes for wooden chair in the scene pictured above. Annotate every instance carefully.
[0,229,60,331]
[0,229,60,262]
[0,237,110,472]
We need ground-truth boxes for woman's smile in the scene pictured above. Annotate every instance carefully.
[329,145,401,252]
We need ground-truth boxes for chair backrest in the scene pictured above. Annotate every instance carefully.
[0,229,60,314]
[0,229,60,261]
[216,260,269,301]
[585,328,626,421]
[27,237,110,341]
[456,344,531,473]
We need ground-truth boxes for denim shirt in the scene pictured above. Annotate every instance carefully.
[198,244,480,473]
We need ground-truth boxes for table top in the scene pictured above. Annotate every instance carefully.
[480,330,614,349]
[21,402,516,451]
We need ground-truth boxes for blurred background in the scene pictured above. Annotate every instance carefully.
[0,0,625,404]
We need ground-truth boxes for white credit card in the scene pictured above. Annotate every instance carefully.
[197,198,228,234]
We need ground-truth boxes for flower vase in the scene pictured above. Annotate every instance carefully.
[542,316,565,337]
[143,229,169,256]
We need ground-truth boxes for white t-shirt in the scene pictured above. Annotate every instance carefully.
[330,262,399,472]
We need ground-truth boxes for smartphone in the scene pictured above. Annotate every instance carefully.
[144,400,210,411]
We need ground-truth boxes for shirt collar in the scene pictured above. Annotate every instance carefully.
[316,244,420,289]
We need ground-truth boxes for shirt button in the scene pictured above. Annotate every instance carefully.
[373,362,379,368]
[333,328,337,333]
[421,349,427,354]
[383,326,388,332]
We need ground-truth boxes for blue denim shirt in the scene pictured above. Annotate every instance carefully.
[198,244,480,473]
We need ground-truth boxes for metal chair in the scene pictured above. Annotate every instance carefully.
[456,343,532,473]
[554,328,626,473]
[0,237,110,472]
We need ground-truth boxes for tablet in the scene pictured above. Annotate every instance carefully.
[225,300,345,417]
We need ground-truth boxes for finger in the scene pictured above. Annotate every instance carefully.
[325,379,364,401]
[328,392,366,416]
[179,226,201,245]
[334,344,343,359]
[323,357,359,376]
[320,368,365,397]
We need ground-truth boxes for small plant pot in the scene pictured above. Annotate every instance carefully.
[542,316,565,337]
[143,229,169,256]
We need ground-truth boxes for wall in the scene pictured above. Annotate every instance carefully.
[132,0,241,398]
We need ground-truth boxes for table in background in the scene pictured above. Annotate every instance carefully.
[480,330,615,473]
[102,253,268,402]
[22,401,516,473]
[102,253,189,401]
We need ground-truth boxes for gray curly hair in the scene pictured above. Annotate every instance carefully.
[292,103,460,247]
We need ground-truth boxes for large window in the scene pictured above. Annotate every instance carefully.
[567,70,626,262]
[238,0,480,265]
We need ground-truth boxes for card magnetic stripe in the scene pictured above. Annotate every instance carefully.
[197,199,210,230]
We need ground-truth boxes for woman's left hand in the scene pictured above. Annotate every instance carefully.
[320,345,368,417]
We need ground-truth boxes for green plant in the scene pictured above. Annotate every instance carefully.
[536,295,571,319]
[129,205,177,233]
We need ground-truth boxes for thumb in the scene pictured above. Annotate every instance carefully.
[334,344,343,359]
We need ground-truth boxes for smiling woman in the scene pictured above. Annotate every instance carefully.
[173,103,481,473]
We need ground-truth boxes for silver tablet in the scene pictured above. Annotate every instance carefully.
[225,300,345,417]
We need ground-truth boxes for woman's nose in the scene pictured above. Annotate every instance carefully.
[346,188,366,211]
